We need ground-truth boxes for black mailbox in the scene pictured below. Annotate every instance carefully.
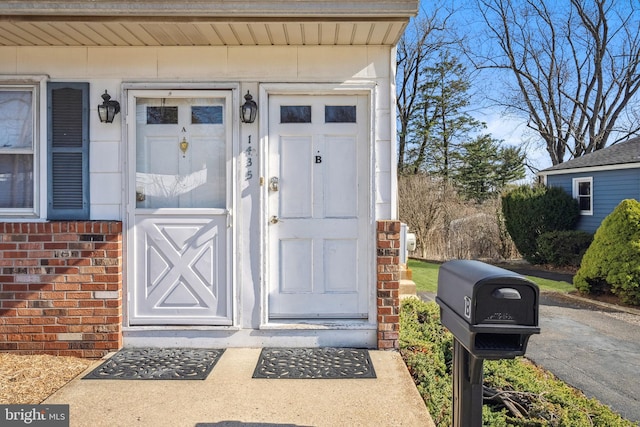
[436,259,540,359]
[436,260,541,426]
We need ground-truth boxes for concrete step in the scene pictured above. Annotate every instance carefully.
[400,267,413,280]
[400,279,417,300]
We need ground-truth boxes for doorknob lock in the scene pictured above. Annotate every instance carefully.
[269,177,279,192]
[270,215,280,224]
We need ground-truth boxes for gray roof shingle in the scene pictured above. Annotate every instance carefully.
[541,137,640,173]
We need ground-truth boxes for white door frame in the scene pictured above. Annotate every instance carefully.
[258,82,377,327]
[122,83,240,328]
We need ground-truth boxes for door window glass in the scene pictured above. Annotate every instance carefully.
[325,105,356,123]
[280,106,311,123]
[146,106,178,124]
[192,106,223,124]
[136,97,227,209]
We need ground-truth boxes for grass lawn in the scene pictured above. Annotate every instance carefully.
[407,258,575,293]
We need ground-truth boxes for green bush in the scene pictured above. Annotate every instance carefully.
[399,298,634,426]
[574,199,640,305]
[483,359,634,426]
[399,298,453,425]
[536,230,593,267]
[502,185,580,263]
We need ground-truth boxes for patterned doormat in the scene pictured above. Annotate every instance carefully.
[252,348,376,379]
[83,348,225,380]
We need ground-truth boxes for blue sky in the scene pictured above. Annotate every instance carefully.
[403,0,553,178]
[409,0,639,177]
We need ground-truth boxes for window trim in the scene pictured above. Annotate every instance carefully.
[0,77,46,219]
[573,176,593,216]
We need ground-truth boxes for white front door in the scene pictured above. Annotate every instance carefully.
[128,90,233,325]
[267,94,371,319]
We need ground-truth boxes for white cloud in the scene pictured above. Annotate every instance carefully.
[477,109,553,177]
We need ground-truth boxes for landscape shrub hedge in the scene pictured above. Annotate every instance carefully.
[574,199,640,305]
[399,298,634,426]
[501,185,580,264]
[536,230,593,267]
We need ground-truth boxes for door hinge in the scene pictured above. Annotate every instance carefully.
[227,209,232,228]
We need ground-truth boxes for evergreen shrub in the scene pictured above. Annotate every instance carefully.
[536,230,593,267]
[400,299,635,426]
[574,199,640,305]
[501,185,580,263]
[399,298,453,425]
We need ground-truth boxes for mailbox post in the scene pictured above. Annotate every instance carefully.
[436,260,540,427]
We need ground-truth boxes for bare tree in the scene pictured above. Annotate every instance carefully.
[398,174,445,259]
[399,174,518,260]
[474,0,640,165]
[396,3,458,173]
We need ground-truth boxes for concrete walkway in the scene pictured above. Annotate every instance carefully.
[44,348,435,427]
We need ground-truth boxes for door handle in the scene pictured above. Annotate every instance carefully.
[270,215,281,224]
[269,177,279,192]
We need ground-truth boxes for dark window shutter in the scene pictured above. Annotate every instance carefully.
[47,83,90,219]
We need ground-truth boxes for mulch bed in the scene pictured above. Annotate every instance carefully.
[0,353,94,404]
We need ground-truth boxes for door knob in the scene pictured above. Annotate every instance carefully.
[270,215,280,224]
[269,177,279,192]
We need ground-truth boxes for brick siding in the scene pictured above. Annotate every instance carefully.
[0,221,123,358]
[376,220,401,349]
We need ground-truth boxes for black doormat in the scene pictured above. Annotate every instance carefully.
[252,348,376,379]
[83,348,225,380]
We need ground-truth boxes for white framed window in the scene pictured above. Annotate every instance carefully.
[0,85,39,217]
[573,177,593,215]
[0,78,89,220]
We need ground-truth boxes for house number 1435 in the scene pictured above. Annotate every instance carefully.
[245,135,254,180]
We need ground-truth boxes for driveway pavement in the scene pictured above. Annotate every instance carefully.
[527,293,640,424]
[500,264,640,423]
[420,279,640,424]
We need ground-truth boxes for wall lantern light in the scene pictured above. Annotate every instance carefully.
[98,90,121,123]
[241,90,257,124]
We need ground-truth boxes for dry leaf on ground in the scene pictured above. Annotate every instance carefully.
[0,353,94,404]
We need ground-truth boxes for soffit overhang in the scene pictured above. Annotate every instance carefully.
[0,1,418,47]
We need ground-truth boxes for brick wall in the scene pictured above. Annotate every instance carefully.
[376,220,401,349]
[0,221,123,358]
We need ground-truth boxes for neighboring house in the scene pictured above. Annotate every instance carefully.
[0,1,418,357]
[538,137,640,234]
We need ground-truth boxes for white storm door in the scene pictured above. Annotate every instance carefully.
[267,94,370,319]
[130,91,232,325]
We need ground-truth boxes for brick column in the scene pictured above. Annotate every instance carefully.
[0,221,122,358]
[376,220,401,349]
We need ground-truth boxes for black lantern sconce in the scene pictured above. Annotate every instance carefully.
[241,90,257,124]
[98,90,121,123]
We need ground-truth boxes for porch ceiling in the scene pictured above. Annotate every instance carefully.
[0,1,418,47]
